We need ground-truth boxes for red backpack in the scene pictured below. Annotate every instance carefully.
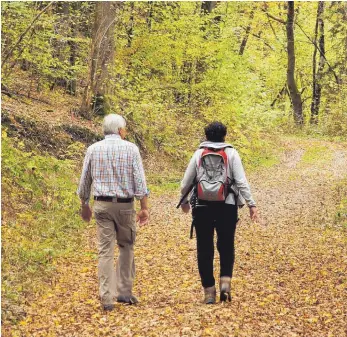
[196,147,229,201]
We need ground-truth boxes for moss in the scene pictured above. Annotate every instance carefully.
[301,145,332,164]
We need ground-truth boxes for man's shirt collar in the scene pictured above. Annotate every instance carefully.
[105,134,121,140]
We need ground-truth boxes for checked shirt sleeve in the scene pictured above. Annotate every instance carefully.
[77,147,93,203]
[132,146,148,199]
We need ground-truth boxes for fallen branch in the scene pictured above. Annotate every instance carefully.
[1,85,12,97]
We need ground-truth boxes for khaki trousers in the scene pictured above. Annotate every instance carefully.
[93,200,136,305]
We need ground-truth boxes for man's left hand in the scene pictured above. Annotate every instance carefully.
[137,209,149,226]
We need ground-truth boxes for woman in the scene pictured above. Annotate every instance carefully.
[180,121,258,304]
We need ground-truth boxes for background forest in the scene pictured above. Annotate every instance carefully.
[2,1,347,152]
[1,1,347,336]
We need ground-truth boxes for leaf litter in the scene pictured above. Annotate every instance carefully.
[4,138,347,337]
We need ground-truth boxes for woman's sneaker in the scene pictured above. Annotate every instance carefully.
[204,286,216,304]
[220,276,232,302]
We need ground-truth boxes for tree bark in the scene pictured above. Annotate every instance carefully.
[310,2,325,124]
[286,1,303,125]
[80,2,117,118]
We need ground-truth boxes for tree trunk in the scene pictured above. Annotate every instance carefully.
[310,2,325,124]
[147,1,153,30]
[239,10,255,55]
[80,2,117,118]
[286,1,303,125]
[201,1,217,14]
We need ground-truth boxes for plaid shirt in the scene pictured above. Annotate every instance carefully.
[77,134,148,203]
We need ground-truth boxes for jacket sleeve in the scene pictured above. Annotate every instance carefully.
[229,149,256,207]
[180,151,198,203]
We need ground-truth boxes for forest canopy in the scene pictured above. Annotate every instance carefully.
[2,1,347,156]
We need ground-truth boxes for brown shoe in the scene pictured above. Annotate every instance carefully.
[204,286,216,304]
[102,304,115,311]
[220,276,231,302]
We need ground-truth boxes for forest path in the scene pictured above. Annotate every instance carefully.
[11,137,347,337]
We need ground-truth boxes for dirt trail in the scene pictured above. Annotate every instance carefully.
[8,138,347,337]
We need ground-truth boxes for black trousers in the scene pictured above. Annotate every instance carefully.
[192,203,238,288]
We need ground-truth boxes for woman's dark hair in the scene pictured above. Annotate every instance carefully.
[204,122,227,142]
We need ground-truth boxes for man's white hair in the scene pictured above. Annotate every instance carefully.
[103,114,126,135]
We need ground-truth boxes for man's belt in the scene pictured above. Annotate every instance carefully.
[94,196,134,203]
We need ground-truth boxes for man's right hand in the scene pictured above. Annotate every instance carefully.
[137,209,149,226]
[81,204,92,222]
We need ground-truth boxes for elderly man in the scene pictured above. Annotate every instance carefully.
[78,114,149,311]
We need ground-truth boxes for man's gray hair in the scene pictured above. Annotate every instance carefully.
[103,114,126,135]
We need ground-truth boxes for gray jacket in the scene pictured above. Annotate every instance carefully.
[180,141,256,207]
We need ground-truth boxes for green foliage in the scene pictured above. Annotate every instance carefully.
[2,1,346,144]
[1,2,90,92]
[105,2,281,163]
[1,129,87,323]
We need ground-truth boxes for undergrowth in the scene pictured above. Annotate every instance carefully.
[1,129,87,324]
[334,179,347,229]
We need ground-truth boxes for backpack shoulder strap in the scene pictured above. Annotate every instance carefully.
[195,148,205,167]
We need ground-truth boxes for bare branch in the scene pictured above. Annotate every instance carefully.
[262,10,286,25]
[295,21,340,84]
[242,29,275,51]
[1,2,54,68]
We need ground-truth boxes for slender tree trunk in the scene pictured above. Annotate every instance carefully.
[310,2,325,124]
[80,2,117,117]
[286,1,303,125]
[67,2,80,96]
[147,1,153,30]
[239,10,255,55]
[310,4,319,119]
